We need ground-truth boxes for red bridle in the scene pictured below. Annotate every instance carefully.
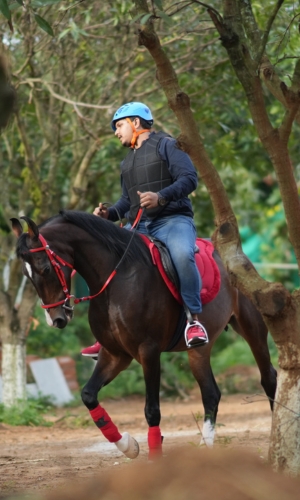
[29,233,75,310]
[28,208,144,310]
[29,233,117,310]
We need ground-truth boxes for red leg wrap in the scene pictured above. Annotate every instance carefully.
[89,405,122,443]
[148,426,163,460]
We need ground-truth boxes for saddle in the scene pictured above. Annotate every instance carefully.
[139,235,221,305]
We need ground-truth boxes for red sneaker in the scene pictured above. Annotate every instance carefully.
[184,321,208,348]
[81,341,102,357]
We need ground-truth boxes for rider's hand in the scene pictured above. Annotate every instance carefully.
[93,203,109,219]
[137,191,159,209]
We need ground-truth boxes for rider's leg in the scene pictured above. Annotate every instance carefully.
[145,215,208,348]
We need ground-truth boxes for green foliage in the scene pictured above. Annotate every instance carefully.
[27,303,90,358]
[160,352,195,397]
[211,326,278,376]
[34,13,54,36]
[0,0,11,20]
[99,360,145,400]
[0,397,54,426]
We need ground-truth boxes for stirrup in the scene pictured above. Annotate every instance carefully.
[184,320,209,348]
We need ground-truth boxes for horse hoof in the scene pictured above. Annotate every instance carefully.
[115,432,139,459]
[200,420,215,447]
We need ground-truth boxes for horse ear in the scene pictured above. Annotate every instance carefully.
[10,218,23,238]
[20,216,39,240]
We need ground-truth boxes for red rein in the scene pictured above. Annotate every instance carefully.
[28,208,144,310]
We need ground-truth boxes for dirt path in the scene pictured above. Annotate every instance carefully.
[0,392,272,497]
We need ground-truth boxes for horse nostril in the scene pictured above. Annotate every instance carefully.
[53,317,67,329]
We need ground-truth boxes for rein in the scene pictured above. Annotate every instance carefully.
[29,208,144,311]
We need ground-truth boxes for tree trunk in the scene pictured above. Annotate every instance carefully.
[265,292,300,474]
[1,342,26,406]
[269,367,300,475]
[0,292,27,406]
[0,258,37,407]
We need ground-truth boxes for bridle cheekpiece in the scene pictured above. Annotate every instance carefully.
[29,233,75,310]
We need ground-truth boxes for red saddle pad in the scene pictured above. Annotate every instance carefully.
[140,236,221,305]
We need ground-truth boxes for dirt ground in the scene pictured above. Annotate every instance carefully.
[0,389,273,498]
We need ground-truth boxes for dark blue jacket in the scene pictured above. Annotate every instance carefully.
[108,132,198,222]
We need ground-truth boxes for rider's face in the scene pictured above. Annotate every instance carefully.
[115,118,138,147]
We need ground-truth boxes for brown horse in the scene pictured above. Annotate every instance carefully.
[11,211,277,460]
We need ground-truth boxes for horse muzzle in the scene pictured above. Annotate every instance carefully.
[44,299,74,328]
[53,316,69,329]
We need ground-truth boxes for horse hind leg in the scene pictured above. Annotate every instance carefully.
[229,291,277,410]
[188,347,221,447]
[81,349,139,459]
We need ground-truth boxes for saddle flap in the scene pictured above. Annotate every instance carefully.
[139,235,221,305]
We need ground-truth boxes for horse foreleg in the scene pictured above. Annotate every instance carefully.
[188,347,221,447]
[81,348,139,459]
[139,343,162,460]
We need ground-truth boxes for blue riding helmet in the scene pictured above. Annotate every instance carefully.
[111,102,154,131]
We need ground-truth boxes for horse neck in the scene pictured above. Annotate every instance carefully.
[73,234,118,289]
[44,224,116,291]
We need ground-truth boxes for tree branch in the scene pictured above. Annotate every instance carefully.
[15,110,38,183]
[238,0,261,53]
[260,56,300,126]
[68,139,101,209]
[16,78,113,111]
[291,58,300,91]
[255,0,285,64]
[278,84,300,145]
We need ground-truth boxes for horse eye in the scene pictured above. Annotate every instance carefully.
[42,266,51,276]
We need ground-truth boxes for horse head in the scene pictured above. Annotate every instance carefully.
[11,216,74,329]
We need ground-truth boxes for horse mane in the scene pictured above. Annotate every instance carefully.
[16,211,152,266]
[59,210,151,265]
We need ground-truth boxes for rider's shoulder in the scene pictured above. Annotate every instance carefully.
[152,131,176,149]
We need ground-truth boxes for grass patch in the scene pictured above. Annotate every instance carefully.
[0,396,54,427]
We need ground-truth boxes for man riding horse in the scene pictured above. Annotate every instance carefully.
[82,102,208,356]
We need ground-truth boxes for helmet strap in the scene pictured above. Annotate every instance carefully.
[126,118,149,148]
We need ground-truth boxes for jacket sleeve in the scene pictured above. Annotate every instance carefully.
[157,137,198,201]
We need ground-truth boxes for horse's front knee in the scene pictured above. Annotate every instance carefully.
[81,383,98,410]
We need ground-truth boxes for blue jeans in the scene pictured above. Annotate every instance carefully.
[133,215,202,314]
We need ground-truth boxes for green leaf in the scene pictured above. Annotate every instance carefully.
[153,0,163,9]
[9,2,23,11]
[34,14,54,36]
[156,10,172,25]
[0,0,11,20]
[15,0,23,5]
[57,27,70,40]
[32,0,61,5]
[130,12,143,24]
[140,13,152,25]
